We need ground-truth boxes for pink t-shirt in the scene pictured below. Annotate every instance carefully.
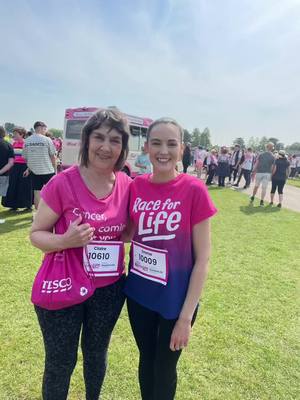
[41,165,132,288]
[125,173,217,319]
[13,139,26,164]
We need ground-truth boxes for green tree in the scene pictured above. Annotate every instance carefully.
[247,136,260,151]
[285,142,300,153]
[191,128,201,147]
[48,128,63,138]
[259,136,269,151]
[276,142,285,150]
[4,122,15,133]
[183,129,192,144]
[200,127,212,148]
[268,137,281,150]
[233,137,245,148]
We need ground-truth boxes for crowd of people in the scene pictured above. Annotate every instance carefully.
[0,123,62,213]
[182,142,299,207]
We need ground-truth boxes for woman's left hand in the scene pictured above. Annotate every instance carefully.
[169,318,192,352]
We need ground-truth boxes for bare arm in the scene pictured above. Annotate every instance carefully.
[252,159,259,174]
[30,199,95,253]
[170,218,211,351]
[50,154,57,173]
[0,158,14,175]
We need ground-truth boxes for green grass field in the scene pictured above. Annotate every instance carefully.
[287,178,300,189]
[0,188,299,400]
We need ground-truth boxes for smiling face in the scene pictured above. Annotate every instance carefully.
[145,122,183,181]
[87,124,123,172]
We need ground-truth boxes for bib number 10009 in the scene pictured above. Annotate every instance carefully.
[138,253,157,266]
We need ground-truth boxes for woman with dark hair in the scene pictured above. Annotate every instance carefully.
[30,108,131,399]
[124,117,217,399]
[2,127,32,210]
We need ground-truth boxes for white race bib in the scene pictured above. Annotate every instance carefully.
[131,241,168,285]
[83,241,123,277]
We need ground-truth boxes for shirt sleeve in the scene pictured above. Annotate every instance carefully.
[8,144,14,159]
[48,139,56,156]
[191,180,217,226]
[40,173,66,215]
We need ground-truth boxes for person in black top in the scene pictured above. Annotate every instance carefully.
[270,150,290,208]
[0,126,15,196]
[182,143,192,173]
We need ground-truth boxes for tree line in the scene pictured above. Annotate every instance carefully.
[3,121,300,153]
[184,127,300,154]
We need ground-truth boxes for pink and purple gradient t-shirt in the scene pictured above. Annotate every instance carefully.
[41,165,132,288]
[124,173,217,319]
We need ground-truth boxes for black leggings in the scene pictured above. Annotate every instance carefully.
[206,165,216,185]
[271,179,286,194]
[237,169,251,187]
[35,277,125,400]
[127,297,198,400]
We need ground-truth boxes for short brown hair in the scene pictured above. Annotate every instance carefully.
[13,127,27,138]
[79,108,130,170]
[33,121,47,130]
[146,117,183,142]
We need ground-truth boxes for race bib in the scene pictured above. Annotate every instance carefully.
[83,241,123,277]
[131,241,168,285]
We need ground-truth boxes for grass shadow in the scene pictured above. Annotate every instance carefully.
[240,204,282,215]
[0,215,32,234]
[207,186,227,191]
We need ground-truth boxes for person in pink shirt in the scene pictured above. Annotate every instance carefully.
[30,109,131,400]
[1,126,32,210]
[124,117,217,400]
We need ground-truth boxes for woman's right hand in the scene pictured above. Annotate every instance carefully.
[62,215,95,248]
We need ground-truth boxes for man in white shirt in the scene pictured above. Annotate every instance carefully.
[23,121,56,210]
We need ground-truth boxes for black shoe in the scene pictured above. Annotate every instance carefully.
[260,200,264,207]
[250,196,255,203]
[269,202,273,206]
[277,203,282,208]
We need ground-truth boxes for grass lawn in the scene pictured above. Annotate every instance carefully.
[0,188,299,400]
[287,178,300,189]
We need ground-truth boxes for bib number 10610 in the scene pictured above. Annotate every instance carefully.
[87,252,110,261]
[83,241,122,277]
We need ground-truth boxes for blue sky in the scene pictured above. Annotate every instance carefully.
[0,0,299,145]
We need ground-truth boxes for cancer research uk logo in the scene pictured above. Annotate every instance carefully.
[80,287,88,296]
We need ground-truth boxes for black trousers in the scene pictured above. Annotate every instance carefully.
[206,165,216,185]
[127,297,198,400]
[271,179,286,194]
[237,169,251,187]
[182,163,189,173]
[218,176,225,186]
[35,277,125,400]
